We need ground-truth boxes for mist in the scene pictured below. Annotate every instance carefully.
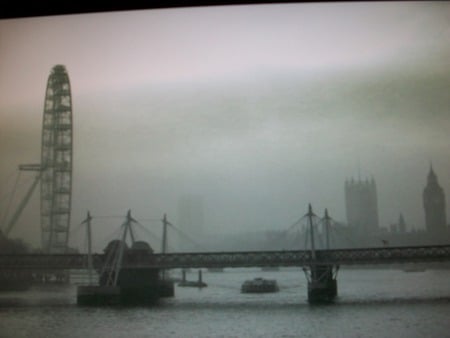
[0,2,449,252]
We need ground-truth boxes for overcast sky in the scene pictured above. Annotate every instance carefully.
[0,2,449,251]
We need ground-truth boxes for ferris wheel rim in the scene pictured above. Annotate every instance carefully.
[40,65,73,253]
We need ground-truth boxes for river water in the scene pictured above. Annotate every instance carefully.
[1,268,449,338]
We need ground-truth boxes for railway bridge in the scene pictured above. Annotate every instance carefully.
[1,243,450,303]
[1,245,450,271]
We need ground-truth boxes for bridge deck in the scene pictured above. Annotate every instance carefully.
[1,245,450,270]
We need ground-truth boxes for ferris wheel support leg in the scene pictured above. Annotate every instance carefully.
[3,172,42,237]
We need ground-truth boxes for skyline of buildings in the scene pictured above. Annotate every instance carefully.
[344,166,449,236]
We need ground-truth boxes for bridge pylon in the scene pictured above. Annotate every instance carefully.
[159,213,175,297]
[302,205,339,303]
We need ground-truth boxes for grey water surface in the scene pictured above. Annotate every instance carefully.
[1,268,449,338]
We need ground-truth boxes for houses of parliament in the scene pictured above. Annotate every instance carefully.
[344,165,448,246]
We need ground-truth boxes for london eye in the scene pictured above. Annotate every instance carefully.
[2,65,73,253]
[40,65,73,253]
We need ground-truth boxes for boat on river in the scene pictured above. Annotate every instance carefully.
[241,278,279,293]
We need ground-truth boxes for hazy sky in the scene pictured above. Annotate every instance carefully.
[0,2,449,251]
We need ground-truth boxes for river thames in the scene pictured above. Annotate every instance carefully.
[1,268,449,337]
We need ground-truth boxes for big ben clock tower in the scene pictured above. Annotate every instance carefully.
[423,165,447,233]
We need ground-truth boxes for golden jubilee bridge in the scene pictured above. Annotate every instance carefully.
[4,205,450,272]
[1,245,450,271]
[2,206,450,303]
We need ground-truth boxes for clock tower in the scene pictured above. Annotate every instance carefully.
[423,165,447,233]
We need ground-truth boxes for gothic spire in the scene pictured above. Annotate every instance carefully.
[427,163,438,185]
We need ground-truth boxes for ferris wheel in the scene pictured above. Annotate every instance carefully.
[2,65,73,253]
[40,65,73,253]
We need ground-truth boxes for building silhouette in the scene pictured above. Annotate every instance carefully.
[398,213,406,233]
[345,177,379,233]
[423,165,447,233]
[390,213,407,233]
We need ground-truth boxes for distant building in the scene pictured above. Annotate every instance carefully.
[389,224,398,233]
[345,177,379,233]
[423,165,447,233]
[390,214,407,233]
[398,213,406,233]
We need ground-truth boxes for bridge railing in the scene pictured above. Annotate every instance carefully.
[1,245,450,270]
[317,245,450,265]
[153,250,313,268]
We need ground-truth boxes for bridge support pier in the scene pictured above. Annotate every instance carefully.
[303,264,339,303]
[159,276,175,297]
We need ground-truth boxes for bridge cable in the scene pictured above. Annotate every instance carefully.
[69,220,86,235]
[133,220,164,250]
[71,215,123,253]
[286,216,306,233]
[98,224,124,251]
[285,213,323,250]
[314,218,325,250]
[327,217,343,249]
[131,218,176,252]
[67,220,86,250]
[166,221,208,252]
[303,224,309,250]
[286,217,307,250]
[327,219,358,248]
